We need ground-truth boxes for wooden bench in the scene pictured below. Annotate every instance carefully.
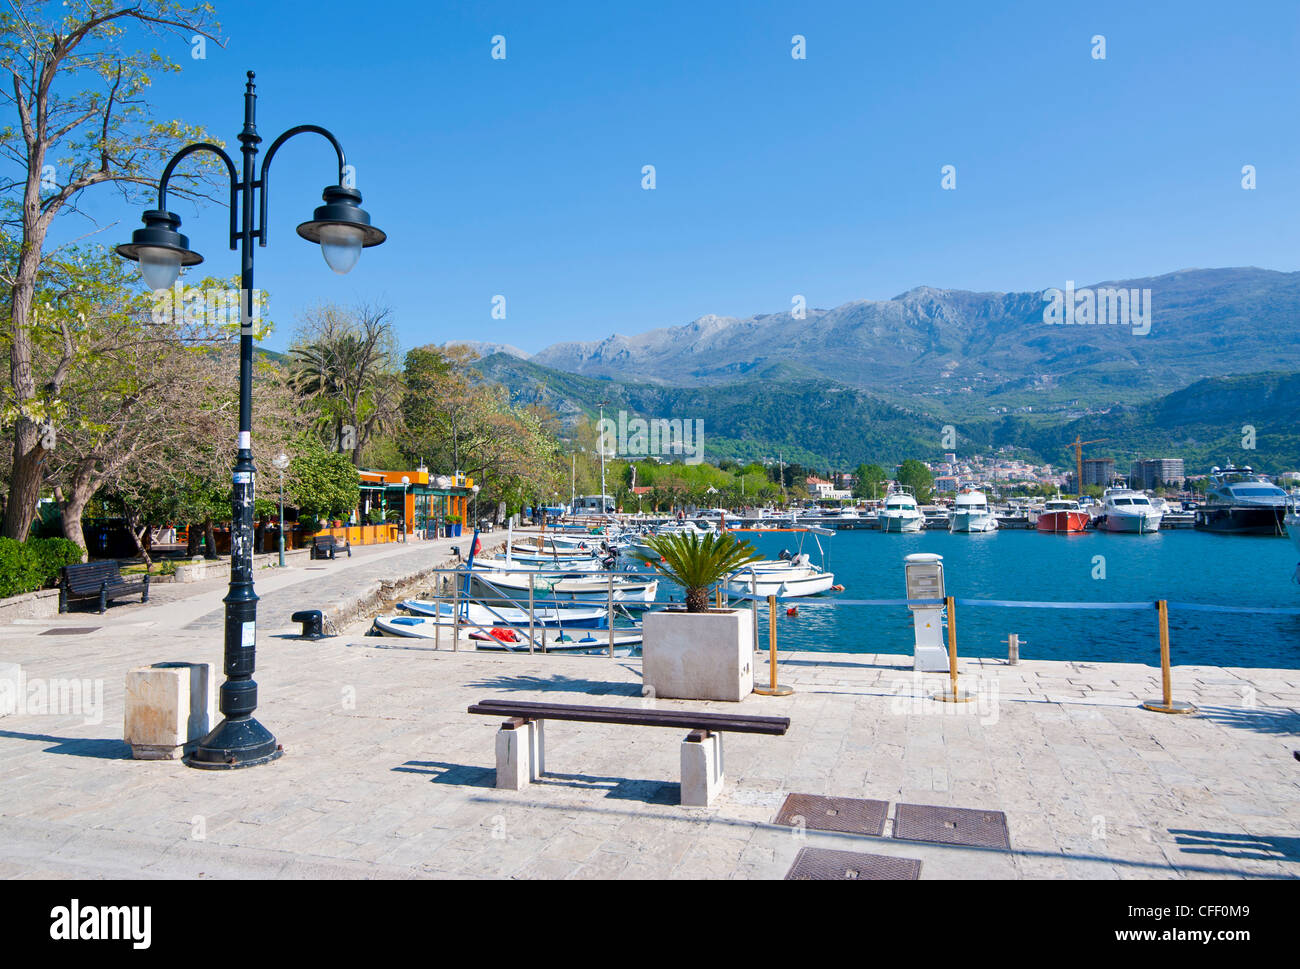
[468,698,790,806]
[59,561,150,614]
[310,535,351,560]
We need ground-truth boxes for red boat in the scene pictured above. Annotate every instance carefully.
[1036,498,1090,533]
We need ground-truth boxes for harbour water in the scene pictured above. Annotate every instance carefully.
[630,528,1300,669]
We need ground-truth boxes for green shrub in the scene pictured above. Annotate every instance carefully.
[297,514,321,535]
[0,536,83,598]
[27,537,84,584]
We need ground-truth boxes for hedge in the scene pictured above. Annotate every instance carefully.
[0,537,85,599]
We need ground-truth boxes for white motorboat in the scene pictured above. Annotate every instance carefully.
[880,489,924,533]
[1285,501,1300,555]
[1098,486,1163,534]
[474,554,605,572]
[949,489,998,533]
[469,569,660,607]
[725,565,835,598]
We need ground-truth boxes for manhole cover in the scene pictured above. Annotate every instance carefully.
[39,627,100,636]
[774,793,889,836]
[892,803,1011,849]
[785,847,921,880]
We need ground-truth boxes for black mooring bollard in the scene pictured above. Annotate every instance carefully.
[290,610,325,640]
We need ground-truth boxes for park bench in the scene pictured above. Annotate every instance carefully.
[59,561,150,614]
[467,697,790,806]
[310,535,351,560]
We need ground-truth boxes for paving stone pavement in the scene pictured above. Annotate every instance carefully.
[1,538,1297,879]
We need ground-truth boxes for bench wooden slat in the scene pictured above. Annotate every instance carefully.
[469,698,790,735]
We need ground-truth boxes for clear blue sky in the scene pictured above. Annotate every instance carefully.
[74,0,1300,353]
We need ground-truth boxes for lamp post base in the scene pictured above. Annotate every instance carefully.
[183,716,283,770]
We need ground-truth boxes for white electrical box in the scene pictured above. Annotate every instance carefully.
[904,553,949,672]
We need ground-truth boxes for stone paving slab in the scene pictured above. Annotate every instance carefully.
[1,537,1297,879]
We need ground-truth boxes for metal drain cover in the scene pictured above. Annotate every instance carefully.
[774,793,889,836]
[892,803,1011,849]
[39,627,100,636]
[785,847,921,880]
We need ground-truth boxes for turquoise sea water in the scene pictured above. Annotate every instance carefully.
[630,529,1300,669]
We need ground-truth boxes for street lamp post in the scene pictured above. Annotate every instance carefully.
[472,483,480,530]
[272,452,289,567]
[116,73,384,770]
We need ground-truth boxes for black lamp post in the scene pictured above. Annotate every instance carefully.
[116,72,385,769]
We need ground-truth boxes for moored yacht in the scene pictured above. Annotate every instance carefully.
[1194,466,1289,535]
[949,489,998,533]
[1099,485,1162,534]
[880,489,924,533]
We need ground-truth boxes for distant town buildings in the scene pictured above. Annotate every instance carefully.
[1130,457,1185,490]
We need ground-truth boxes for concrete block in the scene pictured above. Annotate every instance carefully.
[123,662,216,759]
[495,720,533,790]
[642,609,753,702]
[680,731,724,807]
[173,558,208,583]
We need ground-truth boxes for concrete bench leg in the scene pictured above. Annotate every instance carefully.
[528,719,545,781]
[495,718,536,790]
[681,729,724,806]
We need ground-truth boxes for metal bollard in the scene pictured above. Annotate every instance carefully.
[753,594,793,696]
[1142,600,1197,714]
[933,596,974,702]
[1003,633,1021,665]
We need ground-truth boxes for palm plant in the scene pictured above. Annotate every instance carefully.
[637,531,761,613]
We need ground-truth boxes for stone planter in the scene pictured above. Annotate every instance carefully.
[642,608,753,702]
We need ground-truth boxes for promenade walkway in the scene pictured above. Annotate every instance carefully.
[0,536,1296,879]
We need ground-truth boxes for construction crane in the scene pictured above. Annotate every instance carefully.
[1067,436,1107,498]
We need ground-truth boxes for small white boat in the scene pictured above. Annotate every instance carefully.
[949,489,998,533]
[469,570,660,607]
[372,614,642,650]
[398,600,609,627]
[880,490,924,533]
[725,566,835,598]
[474,554,605,572]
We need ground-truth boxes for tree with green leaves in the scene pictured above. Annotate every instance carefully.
[286,435,359,521]
[852,462,888,500]
[1,0,222,540]
[289,302,403,466]
[896,459,934,502]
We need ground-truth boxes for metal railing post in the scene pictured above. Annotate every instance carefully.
[1143,600,1196,714]
[754,593,792,696]
[452,573,460,651]
[528,573,536,655]
[934,596,973,702]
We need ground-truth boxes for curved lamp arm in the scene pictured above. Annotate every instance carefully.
[258,124,348,247]
[157,142,241,251]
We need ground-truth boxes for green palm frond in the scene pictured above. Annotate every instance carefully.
[636,532,762,611]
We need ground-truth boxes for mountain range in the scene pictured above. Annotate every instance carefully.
[459,267,1300,474]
